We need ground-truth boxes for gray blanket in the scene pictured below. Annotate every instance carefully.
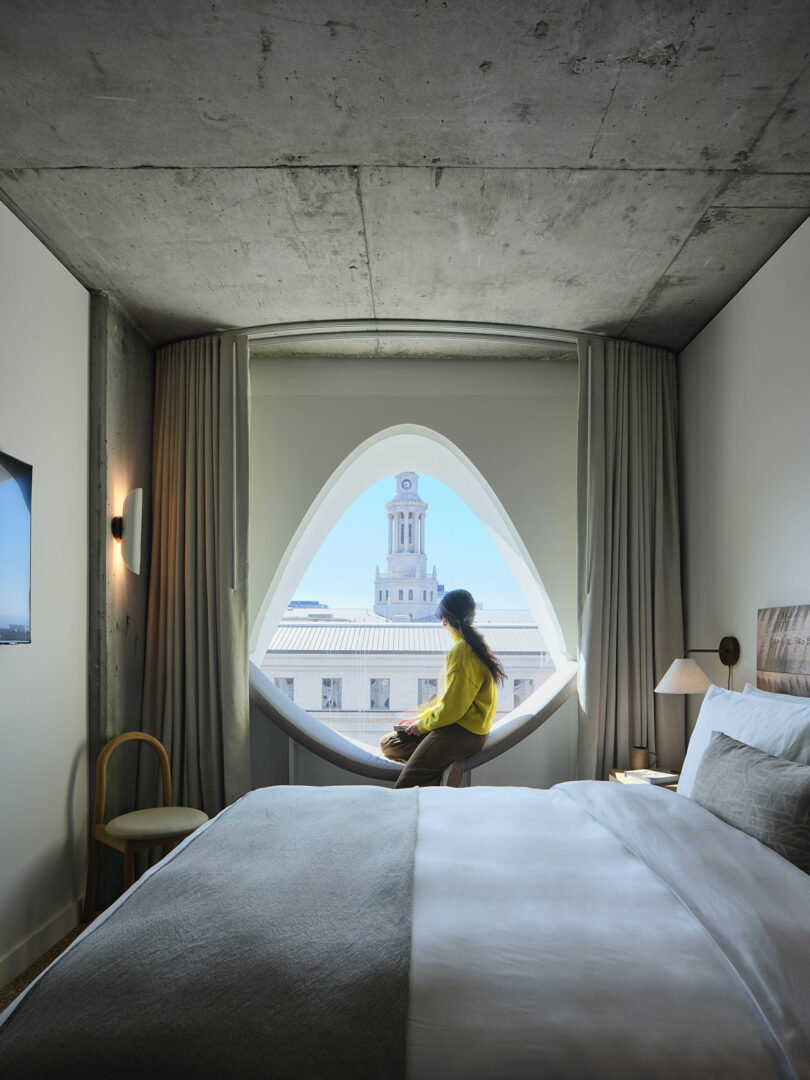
[0,786,418,1079]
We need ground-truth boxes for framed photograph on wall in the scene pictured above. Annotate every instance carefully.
[0,449,32,644]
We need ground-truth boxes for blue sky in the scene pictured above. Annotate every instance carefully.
[0,476,31,621]
[293,473,528,610]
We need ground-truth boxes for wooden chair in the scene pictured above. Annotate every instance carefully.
[83,732,208,920]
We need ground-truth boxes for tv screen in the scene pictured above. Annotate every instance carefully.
[0,449,32,644]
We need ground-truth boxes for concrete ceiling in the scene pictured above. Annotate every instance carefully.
[0,0,808,351]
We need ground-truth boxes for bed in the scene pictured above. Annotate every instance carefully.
[2,607,810,1079]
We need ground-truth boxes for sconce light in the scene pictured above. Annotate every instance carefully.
[111,488,143,575]
[655,636,741,695]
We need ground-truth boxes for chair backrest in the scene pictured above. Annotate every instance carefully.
[91,732,173,829]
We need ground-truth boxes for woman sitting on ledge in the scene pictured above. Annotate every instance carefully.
[380,589,506,787]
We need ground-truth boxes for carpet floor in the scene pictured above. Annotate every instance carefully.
[0,925,87,1013]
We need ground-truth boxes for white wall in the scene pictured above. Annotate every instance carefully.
[249,355,579,788]
[679,217,810,718]
[0,204,89,984]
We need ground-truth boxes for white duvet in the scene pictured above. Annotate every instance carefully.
[409,781,810,1079]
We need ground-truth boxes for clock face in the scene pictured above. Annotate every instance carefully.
[401,479,412,490]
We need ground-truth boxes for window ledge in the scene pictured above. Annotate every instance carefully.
[467,659,578,767]
[249,659,577,780]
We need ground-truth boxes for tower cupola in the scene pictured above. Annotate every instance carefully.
[373,472,441,619]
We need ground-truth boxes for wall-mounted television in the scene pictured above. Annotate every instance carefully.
[0,449,32,644]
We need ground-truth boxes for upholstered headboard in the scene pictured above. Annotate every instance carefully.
[757,605,810,697]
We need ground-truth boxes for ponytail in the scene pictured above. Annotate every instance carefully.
[437,589,507,687]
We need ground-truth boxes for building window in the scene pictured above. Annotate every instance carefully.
[408,524,412,544]
[423,590,426,600]
[418,678,438,704]
[408,588,413,600]
[378,590,382,601]
[274,677,294,701]
[385,590,389,599]
[513,678,535,708]
[322,678,342,710]
[400,524,405,544]
[370,678,390,710]
[399,589,403,600]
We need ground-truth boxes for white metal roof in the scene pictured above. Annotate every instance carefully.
[266,623,547,655]
[280,606,536,625]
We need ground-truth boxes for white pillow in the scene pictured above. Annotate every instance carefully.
[742,681,810,704]
[678,684,810,798]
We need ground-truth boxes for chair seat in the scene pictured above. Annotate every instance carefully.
[106,806,209,840]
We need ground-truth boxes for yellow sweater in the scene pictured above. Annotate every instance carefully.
[417,632,498,736]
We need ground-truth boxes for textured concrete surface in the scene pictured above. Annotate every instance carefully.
[88,294,155,907]
[0,0,808,349]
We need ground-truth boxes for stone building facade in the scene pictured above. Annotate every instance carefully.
[261,609,553,748]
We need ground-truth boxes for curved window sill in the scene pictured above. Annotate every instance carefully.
[249,659,578,780]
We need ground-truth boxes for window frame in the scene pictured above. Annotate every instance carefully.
[273,676,294,701]
[418,677,438,704]
[322,677,342,710]
[369,677,391,711]
[513,677,535,709]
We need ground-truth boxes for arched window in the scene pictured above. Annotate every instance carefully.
[256,463,564,749]
[250,423,574,781]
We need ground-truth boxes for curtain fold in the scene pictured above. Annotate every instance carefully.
[577,337,684,780]
[141,333,250,815]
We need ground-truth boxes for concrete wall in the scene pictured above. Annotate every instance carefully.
[87,293,154,908]
[679,217,810,725]
[0,202,89,984]
[249,355,578,789]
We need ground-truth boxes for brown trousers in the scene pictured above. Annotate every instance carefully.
[379,724,487,788]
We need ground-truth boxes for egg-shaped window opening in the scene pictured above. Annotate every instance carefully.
[250,425,577,776]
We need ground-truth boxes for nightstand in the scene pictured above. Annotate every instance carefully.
[609,769,679,792]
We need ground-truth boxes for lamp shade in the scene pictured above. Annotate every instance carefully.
[115,488,143,575]
[654,658,712,694]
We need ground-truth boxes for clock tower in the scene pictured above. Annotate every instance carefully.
[373,472,442,620]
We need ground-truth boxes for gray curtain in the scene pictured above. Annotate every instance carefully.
[141,333,251,815]
[577,337,684,780]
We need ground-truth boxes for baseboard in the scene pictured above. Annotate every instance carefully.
[0,900,83,988]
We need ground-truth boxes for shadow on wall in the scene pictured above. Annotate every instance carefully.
[66,740,88,905]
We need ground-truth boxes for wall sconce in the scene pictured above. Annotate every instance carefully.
[111,488,143,575]
[655,636,741,695]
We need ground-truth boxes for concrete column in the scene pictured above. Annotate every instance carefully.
[420,513,425,553]
[388,513,393,554]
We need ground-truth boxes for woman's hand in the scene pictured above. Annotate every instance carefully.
[396,712,421,736]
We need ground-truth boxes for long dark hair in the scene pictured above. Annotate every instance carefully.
[437,589,506,686]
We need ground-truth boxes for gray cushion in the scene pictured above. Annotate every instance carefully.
[691,731,810,874]
[106,806,209,840]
